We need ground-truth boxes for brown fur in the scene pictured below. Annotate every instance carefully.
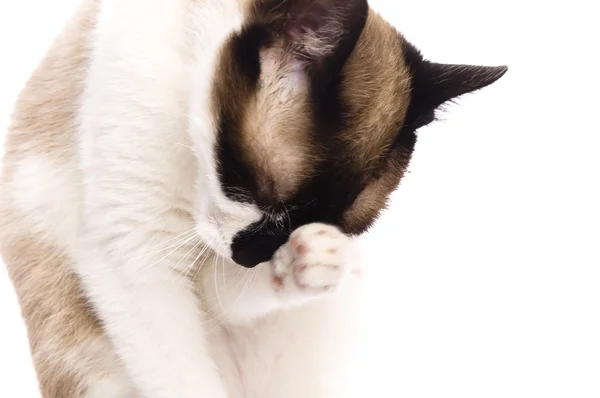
[213,7,414,231]
[241,47,318,201]
[2,233,104,397]
[340,11,411,171]
[338,12,413,228]
[2,0,96,164]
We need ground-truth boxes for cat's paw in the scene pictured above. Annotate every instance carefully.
[271,223,351,295]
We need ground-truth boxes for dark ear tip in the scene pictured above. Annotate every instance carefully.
[489,65,509,80]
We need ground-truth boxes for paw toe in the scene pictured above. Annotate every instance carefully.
[293,263,342,291]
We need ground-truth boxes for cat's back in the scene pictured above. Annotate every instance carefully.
[0,4,111,395]
[1,0,99,248]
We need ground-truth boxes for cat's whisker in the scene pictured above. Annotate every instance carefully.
[221,248,227,292]
[204,266,255,332]
[195,241,215,275]
[200,260,250,326]
[250,213,271,234]
[191,242,216,284]
[129,229,197,261]
[283,203,292,231]
[223,270,256,328]
[162,139,195,151]
[182,237,215,282]
[173,239,204,280]
[214,254,225,312]
[136,233,197,274]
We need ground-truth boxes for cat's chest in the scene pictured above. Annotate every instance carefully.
[209,316,300,398]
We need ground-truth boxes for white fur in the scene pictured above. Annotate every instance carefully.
[185,0,263,258]
[40,0,365,397]
[82,339,137,398]
[8,156,81,249]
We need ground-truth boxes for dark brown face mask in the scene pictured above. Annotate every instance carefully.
[212,0,507,267]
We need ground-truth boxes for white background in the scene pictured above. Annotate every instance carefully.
[1,1,599,397]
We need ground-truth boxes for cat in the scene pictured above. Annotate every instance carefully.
[0,0,507,397]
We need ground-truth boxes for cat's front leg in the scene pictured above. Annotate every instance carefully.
[74,242,231,398]
[204,224,363,397]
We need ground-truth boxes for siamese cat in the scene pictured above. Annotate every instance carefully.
[0,0,507,396]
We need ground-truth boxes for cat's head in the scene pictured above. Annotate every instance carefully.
[194,0,507,267]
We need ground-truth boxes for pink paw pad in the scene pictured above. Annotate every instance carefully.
[272,274,284,291]
[289,236,308,255]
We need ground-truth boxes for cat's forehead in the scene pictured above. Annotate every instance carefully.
[239,47,317,201]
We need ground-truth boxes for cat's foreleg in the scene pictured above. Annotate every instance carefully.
[74,234,231,398]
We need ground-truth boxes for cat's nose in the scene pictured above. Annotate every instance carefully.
[231,246,271,268]
[230,232,288,268]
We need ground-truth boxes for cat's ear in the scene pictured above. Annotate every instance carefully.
[403,43,508,129]
[254,0,368,80]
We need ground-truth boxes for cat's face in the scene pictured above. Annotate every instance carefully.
[193,0,507,268]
